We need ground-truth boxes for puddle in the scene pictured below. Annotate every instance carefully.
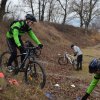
[45,92,56,100]
[76,96,81,100]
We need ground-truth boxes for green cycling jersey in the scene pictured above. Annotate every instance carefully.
[6,20,41,47]
[86,74,100,94]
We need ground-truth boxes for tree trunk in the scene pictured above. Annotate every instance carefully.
[80,18,83,28]
[0,0,7,21]
[80,0,83,28]
[62,11,66,24]
[30,0,34,16]
[85,22,89,34]
[38,0,41,21]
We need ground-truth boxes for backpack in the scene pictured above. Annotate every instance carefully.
[10,20,23,27]
[10,20,19,27]
[9,20,22,34]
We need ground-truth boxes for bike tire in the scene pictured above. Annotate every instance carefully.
[72,60,77,70]
[0,51,11,73]
[0,51,11,67]
[0,51,18,74]
[58,57,68,65]
[34,49,41,57]
[25,61,46,89]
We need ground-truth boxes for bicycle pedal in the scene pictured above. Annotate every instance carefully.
[19,68,25,72]
[28,75,33,81]
[13,70,19,75]
[33,73,37,77]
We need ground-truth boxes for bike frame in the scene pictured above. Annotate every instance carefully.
[15,47,36,71]
[64,52,75,64]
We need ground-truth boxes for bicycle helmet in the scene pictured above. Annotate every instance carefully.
[26,14,37,22]
[71,44,74,48]
[89,58,100,73]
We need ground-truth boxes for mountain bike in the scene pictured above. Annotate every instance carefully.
[58,52,77,69]
[0,41,46,89]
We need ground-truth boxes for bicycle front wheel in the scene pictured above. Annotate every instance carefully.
[58,57,68,65]
[25,61,46,89]
[72,60,77,70]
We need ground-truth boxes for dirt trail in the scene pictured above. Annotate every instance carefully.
[42,44,100,100]
[0,21,100,100]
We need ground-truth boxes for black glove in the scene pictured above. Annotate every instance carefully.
[81,93,90,100]
[38,44,43,49]
[18,46,25,52]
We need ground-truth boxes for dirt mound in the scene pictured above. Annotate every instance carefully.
[47,22,100,47]
[0,21,100,50]
[0,21,100,100]
[0,21,100,67]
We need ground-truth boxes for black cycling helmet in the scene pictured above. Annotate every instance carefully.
[71,44,74,48]
[26,14,37,22]
[89,58,100,73]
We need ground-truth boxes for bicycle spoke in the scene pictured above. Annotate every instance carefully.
[0,52,13,77]
[0,52,11,72]
[58,57,68,65]
[0,51,19,76]
[25,61,46,89]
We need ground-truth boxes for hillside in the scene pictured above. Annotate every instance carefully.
[0,21,100,51]
[0,21,100,100]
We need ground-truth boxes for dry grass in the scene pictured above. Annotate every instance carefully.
[0,21,100,99]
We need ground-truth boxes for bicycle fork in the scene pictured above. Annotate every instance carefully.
[64,54,67,61]
[19,53,29,70]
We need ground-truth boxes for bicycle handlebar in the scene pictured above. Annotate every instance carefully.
[25,46,39,50]
[24,40,41,57]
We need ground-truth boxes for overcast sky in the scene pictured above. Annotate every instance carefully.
[9,0,19,4]
[1,0,100,27]
[5,0,28,19]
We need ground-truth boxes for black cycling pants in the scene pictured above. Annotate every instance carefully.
[77,55,83,70]
[7,37,25,67]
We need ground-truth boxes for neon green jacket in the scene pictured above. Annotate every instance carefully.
[6,20,41,47]
[86,74,100,94]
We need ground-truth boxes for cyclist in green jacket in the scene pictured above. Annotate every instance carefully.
[82,58,100,100]
[6,14,43,72]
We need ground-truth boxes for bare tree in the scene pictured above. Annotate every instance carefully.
[71,0,85,27]
[46,0,57,22]
[83,0,99,32]
[23,0,47,21]
[3,1,15,20]
[50,5,62,23]
[38,0,41,20]
[23,0,36,15]
[4,0,25,20]
[71,0,100,32]
[47,0,53,21]
[38,0,48,21]
[80,0,83,27]
[57,0,70,24]
[0,0,8,21]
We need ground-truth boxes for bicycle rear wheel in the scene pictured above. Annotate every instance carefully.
[25,61,46,89]
[0,51,18,75]
[58,57,68,65]
[0,51,11,73]
[72,60,77,70]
